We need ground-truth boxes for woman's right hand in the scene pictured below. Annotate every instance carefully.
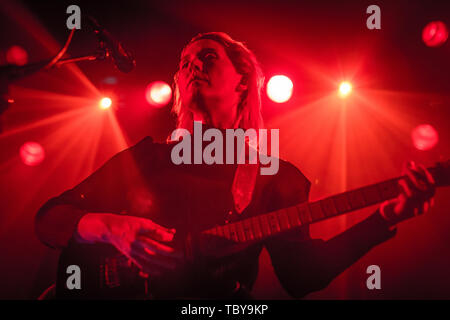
[76,213,183,277]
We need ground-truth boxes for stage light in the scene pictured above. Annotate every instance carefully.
[145,81,172,107]
[99,97,112,109]
[20,142,45,166]
[338,81,352,97]
[266,75,293,103]
[6,45,28,66]
[422,21,448,47]
[411,124,438,151]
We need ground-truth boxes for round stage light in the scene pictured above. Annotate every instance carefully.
[20,142,45,166]
[99,97,112,109]
[145,81,172,107]
[411,124,438,151]
[338,81,352,97]
[266,75,293,103]
[6,45,28,66]
[422,21,448,47]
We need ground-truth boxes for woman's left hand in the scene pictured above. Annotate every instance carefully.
[379,160,436,225]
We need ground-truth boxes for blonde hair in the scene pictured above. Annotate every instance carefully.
[171,32,264,134]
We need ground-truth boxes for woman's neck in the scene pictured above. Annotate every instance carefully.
[191,95,239,129]
[192,108,238,129]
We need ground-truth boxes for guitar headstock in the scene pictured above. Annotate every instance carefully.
[432,160,450,187]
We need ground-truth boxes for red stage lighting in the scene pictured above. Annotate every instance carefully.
[422,21,448,47]
[145,81,172,107]
[266,75,293,103]
[99,97,112,109]
[338,81,352,98]
[20,142,45,166]
[411,124,438,151]
[6,45,28,66]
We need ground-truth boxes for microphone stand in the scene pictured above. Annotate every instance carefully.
[0,28,108,133]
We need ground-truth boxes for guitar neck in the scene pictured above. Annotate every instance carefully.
[202,163,448,243]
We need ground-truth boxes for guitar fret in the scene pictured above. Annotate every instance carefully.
[267,212,281,233]
[229,223,239,242]
[320,197,338,218]
[242,219,255,241]
[297,204,312,224]
[259,214,272,237]
[286,206,301,227]
[222,225,231,240]
[309,201,325,221]
[346,189,366,210]
[278,209,291,230]
[251,217,263,239]
[333,193,352,213]
[235,222,247,242]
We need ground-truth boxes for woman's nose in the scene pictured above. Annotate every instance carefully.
[189,58,203,72]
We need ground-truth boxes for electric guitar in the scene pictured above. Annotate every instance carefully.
[55,160,450,299]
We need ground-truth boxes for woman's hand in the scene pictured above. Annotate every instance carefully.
[379,161,436,226]
[77,213,183,277]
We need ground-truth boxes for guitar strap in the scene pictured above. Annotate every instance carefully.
[231,139,259,214]
[231,162,259,214]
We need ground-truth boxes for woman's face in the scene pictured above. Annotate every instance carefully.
[177,39,244,111]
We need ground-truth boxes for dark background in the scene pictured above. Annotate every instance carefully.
[0,0,449,299]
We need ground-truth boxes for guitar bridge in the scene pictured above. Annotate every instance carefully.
[101,257,121,288]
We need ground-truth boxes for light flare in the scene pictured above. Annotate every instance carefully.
[266,75,294,103]
[145,81,172,107]
[99,97,112,109]
[338,82,352,98]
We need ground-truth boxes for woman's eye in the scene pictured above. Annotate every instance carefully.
[204,53,216,60]
[180,58,190,69]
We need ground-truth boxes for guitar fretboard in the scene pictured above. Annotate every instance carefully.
[203,177,402,242]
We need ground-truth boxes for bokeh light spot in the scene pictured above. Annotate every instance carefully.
[422,21,448,47]
[338,81,352,98]
[145,81,172,107]
[99,97,112,109]
[411,124,439,151]
[20,142,45,166]
[266,75,294,103]
[6,45,28,66]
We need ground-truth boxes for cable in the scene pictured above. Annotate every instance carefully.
[43,28,76,70]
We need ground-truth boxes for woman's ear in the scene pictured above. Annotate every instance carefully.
[236,76,248,92]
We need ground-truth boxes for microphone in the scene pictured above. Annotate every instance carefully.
[87,16,136,73]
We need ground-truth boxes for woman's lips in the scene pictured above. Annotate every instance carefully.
[189,78,209,86]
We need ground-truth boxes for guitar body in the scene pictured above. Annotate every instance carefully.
[55,223,251,299]
[56,242,148,299]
